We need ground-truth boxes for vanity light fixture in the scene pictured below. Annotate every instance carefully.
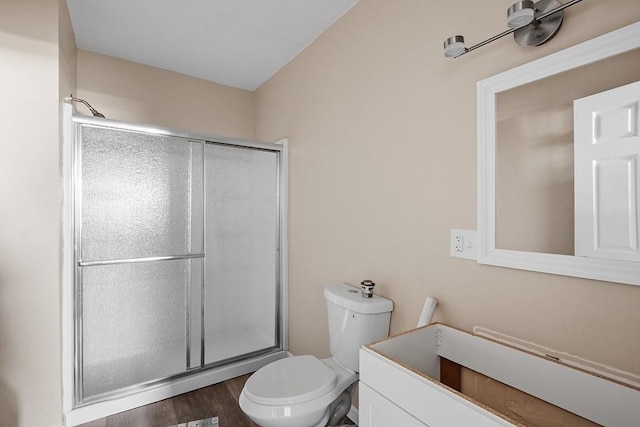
[443,0,583,58]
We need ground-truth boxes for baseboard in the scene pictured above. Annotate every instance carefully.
[347,404,359,425]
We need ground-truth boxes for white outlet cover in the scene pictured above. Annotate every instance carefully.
[450,229,477,260]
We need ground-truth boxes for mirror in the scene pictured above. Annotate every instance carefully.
[496,49,639,256]
[477,22,640,285]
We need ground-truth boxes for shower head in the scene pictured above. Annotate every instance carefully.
[68,96,105,118]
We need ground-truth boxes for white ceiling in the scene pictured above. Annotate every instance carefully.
[66,0,357,91]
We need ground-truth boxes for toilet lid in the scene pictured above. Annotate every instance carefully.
[244,355,337,406]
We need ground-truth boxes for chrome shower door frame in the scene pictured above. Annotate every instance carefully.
[62,105,288,424]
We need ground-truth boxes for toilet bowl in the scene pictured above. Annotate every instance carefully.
[239,355,357,427]
[239,283,393,427]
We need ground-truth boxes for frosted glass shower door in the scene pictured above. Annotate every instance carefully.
[77,125,204,403]
[204,144,279,364]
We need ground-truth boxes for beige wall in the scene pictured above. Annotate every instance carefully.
[255,0,640,377]
[0,1,76,426]
[59,0,77,104]
[76,50,254,140]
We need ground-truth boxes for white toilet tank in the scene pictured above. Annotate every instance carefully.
[324,283,393,372]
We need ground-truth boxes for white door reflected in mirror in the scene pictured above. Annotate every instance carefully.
[574,81,640,263]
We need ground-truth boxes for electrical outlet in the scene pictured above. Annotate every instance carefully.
[454,234,464,252]
[450,229,477,260]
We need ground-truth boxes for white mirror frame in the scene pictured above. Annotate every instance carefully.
[477,22,640,286]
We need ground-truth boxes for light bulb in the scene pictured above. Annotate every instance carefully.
[444,36,466,58]
[507,0,535,28]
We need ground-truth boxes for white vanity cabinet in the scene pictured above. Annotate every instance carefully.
[358,323,640,427]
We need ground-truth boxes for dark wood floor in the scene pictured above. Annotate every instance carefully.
[78,374,258,427]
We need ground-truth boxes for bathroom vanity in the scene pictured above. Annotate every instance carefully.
[359,323,640,427]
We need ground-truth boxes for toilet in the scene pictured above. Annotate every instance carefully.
[239,282,393,427]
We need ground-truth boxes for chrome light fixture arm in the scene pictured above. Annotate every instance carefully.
[444,0,584,58]
[466,27,519,55]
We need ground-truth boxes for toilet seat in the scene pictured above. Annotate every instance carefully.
[240,356,358,427]
[243,355,337,406]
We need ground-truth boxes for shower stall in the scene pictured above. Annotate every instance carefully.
[62,104,288,424]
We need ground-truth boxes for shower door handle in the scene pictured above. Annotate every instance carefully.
[79,253,205,267]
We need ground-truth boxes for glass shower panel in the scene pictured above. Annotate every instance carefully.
[204,144,279,364]
[81,258,202,401]
[77,123,205,403]
[80,126,203,262]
